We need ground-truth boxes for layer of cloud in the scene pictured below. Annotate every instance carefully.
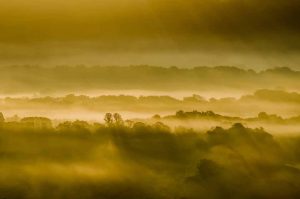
[0,0,299,67]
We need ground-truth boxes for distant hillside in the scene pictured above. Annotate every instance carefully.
[163,110,300,125]
[1,89,300,116]
[0,65,299,94]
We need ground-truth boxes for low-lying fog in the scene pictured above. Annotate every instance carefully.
[0,89,248,100]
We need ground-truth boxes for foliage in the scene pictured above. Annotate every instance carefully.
[0,117,299,199]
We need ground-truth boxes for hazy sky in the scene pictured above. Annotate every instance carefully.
[0,0,299,69]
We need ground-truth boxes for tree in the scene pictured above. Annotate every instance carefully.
[152,114,161,120]
[153,122,170,132]
[0,112,5,123]
[113,113,124,126]
[258,112,268,119]
[104,113,113,126]
[176,110,185,118]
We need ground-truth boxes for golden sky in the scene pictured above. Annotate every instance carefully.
[0,0,299,68]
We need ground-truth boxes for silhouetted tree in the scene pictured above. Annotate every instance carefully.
[258,112,268,119]
[113,113,124,126]
[152,114,161,120]
[176,110,185,118]
[153,122,170,132]
[0,112,4,123]
[104,113,113,126]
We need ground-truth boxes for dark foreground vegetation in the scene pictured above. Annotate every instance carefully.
[0,114,300,199]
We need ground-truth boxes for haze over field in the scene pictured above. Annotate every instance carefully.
[1,0,300,198]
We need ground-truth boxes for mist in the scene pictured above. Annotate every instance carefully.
[1,0,300,198]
